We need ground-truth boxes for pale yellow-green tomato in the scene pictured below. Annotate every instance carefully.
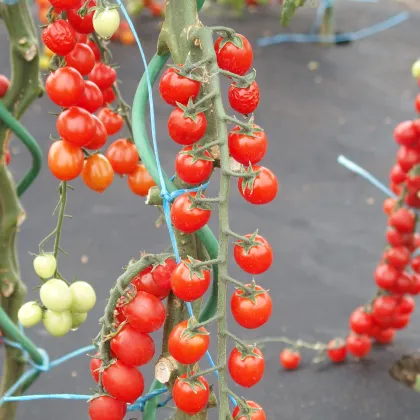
[33,254,57,279]
[43,310,72,337]
[71,312,88,329]
[40,278,72,312]
[412,60,420,79]
[93,8,120,39]
[70,281,96,313]
[18,302,43,328]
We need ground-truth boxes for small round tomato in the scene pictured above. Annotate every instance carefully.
[238,166,278,205]
[349,307,373,335]
[232,401,266,420]
[33,254,57,279]
[373,328,395,345]
[228,125,267,165]
[93,8,121,39]
[77,80,104,113]
[82,154,114,193]
[56,106,96,147]
[393,271,414,295]
[46,67,84,107]
[71,312,87,329]
[374,263,399,290]
[231,284,272,329]
[228,80,260,115]
[90,355,102,382]
[89,63,117,90]
[86,115,108,150]
[397,145,420,172]
[48,140,84,181]
[105,138,139,175]
[383,197,396,215]
[280,348,301,370]
[397,296,416,317]
[392,313,410,329]
[233,234,273,274]
[214,34,253,76]
[386,229,407,248]
[86,39,101,60]
[42,20,76,56]
[346,334,371,358]
[18,302,43,328]
[228,346,264,388]
[110,324,155,366]
[127,163,156,196]
[65,43,95,75]
[49,0,79,10]
[168,108,207,145]
[170,192,211,234]
[67,0,96,34]
[175,145,213,185]
[102,360,144,403]
[159,67,201,106]
[88,395,127,420]
[168,319,209,364]
[173,374,209,415]
[389,207,416,233]
[383,246,410,270]
[40,278,72,312]
[102,86,116,105]
[43,309,72,337]
[70,281,96,312]
[389,164,406,185]
[124,291,166,333]
[170,259,211,302]
[97,108,124,135]
[394,120,420,146]
[0,75,10,98]
[372,295,397,320]
[327,338,347,363]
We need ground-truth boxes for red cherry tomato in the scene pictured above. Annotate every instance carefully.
[89,63,117,90]
[228,80,260,115]
[280,348,301,370]
[228,125,267,165]
[392,313,410,329]
[46,67,84,107]
[388,207,416,233]
[127,163,156,196]
[238,166,278,205]
[88,396,127,420]
[87,39,101,60]
[67,0,96,34]
[90,355,101,382]
[168,108,207,145]
[102,86,116,105]
[65,43,96,75]
[397,145,420,172]
[175,146,213,185]
[105,138,139,175]
[173,374,210,415]
[412,255,420,273]
[327,338,347,363]
[383,197,396,215]
[374,263,399,290]
[76,32,88,43]
[233,234,273,274]
[346,334,371,358]
[228,345,264,388]
[42,20,76,56]
[86,115,108,150]
[82,154,114,193]
[393,120,420,146]
[76,80,104,113]
[49,0,79,9]
[349,307,373,335]
[383,245,411,270]
[97,108,124,135]
[232,401,266,420]
[373,328,395,345]
[48,140,84,181]
[389,164,406,185]
[0,75,10,98]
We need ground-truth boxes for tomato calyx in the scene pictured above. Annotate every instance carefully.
[178,371,209,392]
[184,256,211,279]
[148,253,175,272]
[233,117,264,137]
[235,343,263,361]
[231,69,256,89]
[234,230,264,255]
[180,317,210,340]
[176,98,208,122]
[235,280,268,303]
[167,61,202,82]
[179,144,215,164]
[233,398,263,420]
[187,188,214,211]
[238,164,262,194]
[214,30,244,52]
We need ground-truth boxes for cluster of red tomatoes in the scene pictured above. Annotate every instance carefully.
[41,1,156,195]
[0,74,11,166]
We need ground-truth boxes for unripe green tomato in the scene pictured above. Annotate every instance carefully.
[71,312,88,329]
[70,281,96,312]
[40,278,72,312]
[93,8,120,39]
[43,310,72,337]
[412,60,420,79]
[33,254,57,279]
[18,301,43,328]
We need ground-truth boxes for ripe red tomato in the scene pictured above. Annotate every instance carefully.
[168,108,207,145]
[372,296,397,320]
[374,263,399,290]
[110,324,155,366]
[405,191,420,208]
[228,345,264,388]
[238,166,278,205]
[127,163,156,196]
[232,401,266,420]
[392,313,410,329]
[170,259,211,302]
[90,355,101,382]
[75,32,88,43]
[349,307,373,335]
[231,284,272,329]
[228,80,260,115]
[393,120,420,146]
[49,0,79,10]
[233,234,273,274]
[327,338,347,363]
[124,291,166,333]
[97,108,124,135]
[175,146,213,185]
[346,334,371,358]
[383,246,410,270]
[410,273,420,295]
[228,125,267,165]
[67,0,96,34]
[48,140,84,181]
[88,396,127,420]
[168,320,209,364]
[397,145,420,172]
[173,374,209,415]
[389,164,406,185]
[76,80,104,113]
[46,67,84,107]
[412,255,420,273]
[56,106,96,147]
[82,154,114,193]
[42,20,76,56]
[280,348,301,370]
[388,207,416,233]
[159,67,201,106]
[0,75,10,98]
[65,43,95,75]
[102,360,144,403]
[86,115,108,150]
[87,39,101,60]
[373,328,395,345]
[105,138,139,175]
[171,192,211,234]
[383,197,396,215]
[89,63,117,90]
[393,271,414,294]
[386,229,407,248]
[102,86,116,105]
[214,34,253,76]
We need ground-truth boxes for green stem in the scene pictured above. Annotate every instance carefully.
[252,336,326,351]
[52,182,67,263]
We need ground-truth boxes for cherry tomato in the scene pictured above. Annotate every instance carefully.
[389,207,416,233]
[89,63,117,90]
[70,281,96,312]
[383,246,410,270]
[412,255,420,273]
[410,273,420,295]
[33,254,57,279]
[168,319,209,364]
[18,302,43,328]
[67,0,96,34]
[170,259,211,302]
[168,108,207,145]
[374,263,399,290]
[77,80,104,113]
[346,334,371,358]
[46,67,84,107]
[170,192,211,234]
[40,278,72,311]
[238,166,278,205]
[97,108,124,135]
[56,106,95,147]
[88,395,127,420]
[349,307,373,335]
[43,309,72,337]
[231,284,272,329]
[159,67,201,106]
[393,120,420,146]
[392,313,410,329]
[87,39,101,60]
[124,291,166,333]
[93,8,121,39]
[393,271,414,294]
[326,338,347,363]
[389,164,406,185]
[127,163,155,196]
[65,43,96,75]
[90,355,101,382]
[86,115,108,150]
[233,234,273,274]
[372,295,397,321]
[76,32,88,43]
[82,154,114,193]
[0,75,10,98]
[42,20,76,56]
[397,145,420,172]
[373,328,395,345]
[386,229,407,248]
[175,145,213,185]
[280,348,301,370]
[228,345,264,387]
[105,138,139,175]
[173,374,209,415]
[214,34,253,76]
[102,86,116,105]
[48,140,84,181]
[228,125,267,165]
[383,197,396,215]
[232,401,266,420]
[228,80,260,115]
[102,360,144,403]
[49,0,79,9]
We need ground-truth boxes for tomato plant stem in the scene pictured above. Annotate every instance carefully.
[52,182,67,266]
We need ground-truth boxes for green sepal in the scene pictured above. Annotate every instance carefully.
[178,373,207,394]
[187,187,214,211]
[176,98,207,122]
[234,230,264,255]
[179,144,215,164]
[232,115,263,137]
[180,316,210,340]
[150,253,175,272]
[185,255,211,280]
[232,69,257,89]
[167,59,202,82]
[235,343,263,360]
[218,34,243,51]
[239,164,261,194]
[233,398,262,420]
[235,279,268,303]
